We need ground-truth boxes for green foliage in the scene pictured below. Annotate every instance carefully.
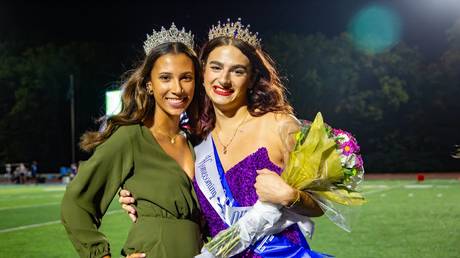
[0,42,125,171]
[265,33,420,122]
[264,29,459,172]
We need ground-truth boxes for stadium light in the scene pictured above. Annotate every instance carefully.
[105,90,122,116]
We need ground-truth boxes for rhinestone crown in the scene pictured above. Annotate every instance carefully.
[143,23,194,54]
[208,18,261,48]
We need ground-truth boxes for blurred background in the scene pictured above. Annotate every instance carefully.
[1,0,459,175]
[0,1,459,257]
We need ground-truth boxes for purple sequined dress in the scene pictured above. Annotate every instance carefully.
[193,147,304,258]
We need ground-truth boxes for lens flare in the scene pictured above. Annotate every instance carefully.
[348,4,402,54]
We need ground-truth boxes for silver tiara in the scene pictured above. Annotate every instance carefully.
[143,23,194,54]
[208,18,261,48]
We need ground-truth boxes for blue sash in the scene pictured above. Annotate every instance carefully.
[212,140,240,210]
[195,135,251,226]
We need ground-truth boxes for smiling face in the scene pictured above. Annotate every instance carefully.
[203,45,253,112]
[147,53,195,117]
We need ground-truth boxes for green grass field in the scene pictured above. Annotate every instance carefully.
[0,179,459,257]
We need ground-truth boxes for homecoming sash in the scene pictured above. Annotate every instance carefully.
[195,134,251,225]
[195,135,319,258]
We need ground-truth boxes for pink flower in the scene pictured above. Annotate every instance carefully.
[340,141,357,156]
[332,128,352,138]
[333,129,360,152]
[355,155,364,169]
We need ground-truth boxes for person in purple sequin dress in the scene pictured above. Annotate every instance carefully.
[121,19,328,258]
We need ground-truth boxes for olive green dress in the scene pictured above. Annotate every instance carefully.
[61,124,201,258]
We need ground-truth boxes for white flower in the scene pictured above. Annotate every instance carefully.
[340,153,356,168]
[345,155,356,168]
[335,133,350,144]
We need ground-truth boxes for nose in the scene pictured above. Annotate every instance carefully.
[218,69,231,87]
[172,79,184,94]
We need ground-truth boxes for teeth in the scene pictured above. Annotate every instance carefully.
[214,87,233,93]
[166,97,185,103]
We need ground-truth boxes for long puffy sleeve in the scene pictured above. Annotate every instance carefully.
[61,126,135,258]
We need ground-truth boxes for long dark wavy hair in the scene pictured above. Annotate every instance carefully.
[80,42,202,152]
[196,36,293,139]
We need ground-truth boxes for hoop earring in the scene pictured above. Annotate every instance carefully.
[146,82,154,95]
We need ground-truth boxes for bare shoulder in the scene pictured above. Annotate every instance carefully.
[252,112,300,145]
[250,112,300,165]
[260,112,300,133]
[274,112,300,124]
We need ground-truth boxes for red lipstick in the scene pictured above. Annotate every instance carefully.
[212,85,233,96]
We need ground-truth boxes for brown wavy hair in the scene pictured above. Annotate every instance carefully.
[196,37,293,139]
[80,42,202,152]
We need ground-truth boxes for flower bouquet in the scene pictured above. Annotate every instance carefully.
[197,112,365,258]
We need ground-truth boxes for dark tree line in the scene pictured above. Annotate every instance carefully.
[265,19,460,172]
[1,20,459,173]
[0,42,130,172]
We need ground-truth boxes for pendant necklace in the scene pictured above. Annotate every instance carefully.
[215,112,250,154]
[155,130,181,144]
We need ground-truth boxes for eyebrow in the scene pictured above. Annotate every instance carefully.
[180,72,194,76]
[208,61,249,70]
[158,71,193,76]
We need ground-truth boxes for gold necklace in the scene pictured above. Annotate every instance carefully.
[154,130,182,144]
[215,112,249,154]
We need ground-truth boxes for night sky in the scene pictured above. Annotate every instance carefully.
[2,0,460,61]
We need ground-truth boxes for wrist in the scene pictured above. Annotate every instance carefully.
[282,188,298,207]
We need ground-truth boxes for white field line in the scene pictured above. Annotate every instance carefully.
[362,184,401,195]
[0,210,123,234]
[435,185,451,189]
[361,184,389,189]
[404,184,433,189]
[0,202,60,211]
[1,182,453,234]
[0,194,63,200]
[0,189,64,196]
[403,184,453,189]
[43,188,66,192]
[362,183,452,196]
